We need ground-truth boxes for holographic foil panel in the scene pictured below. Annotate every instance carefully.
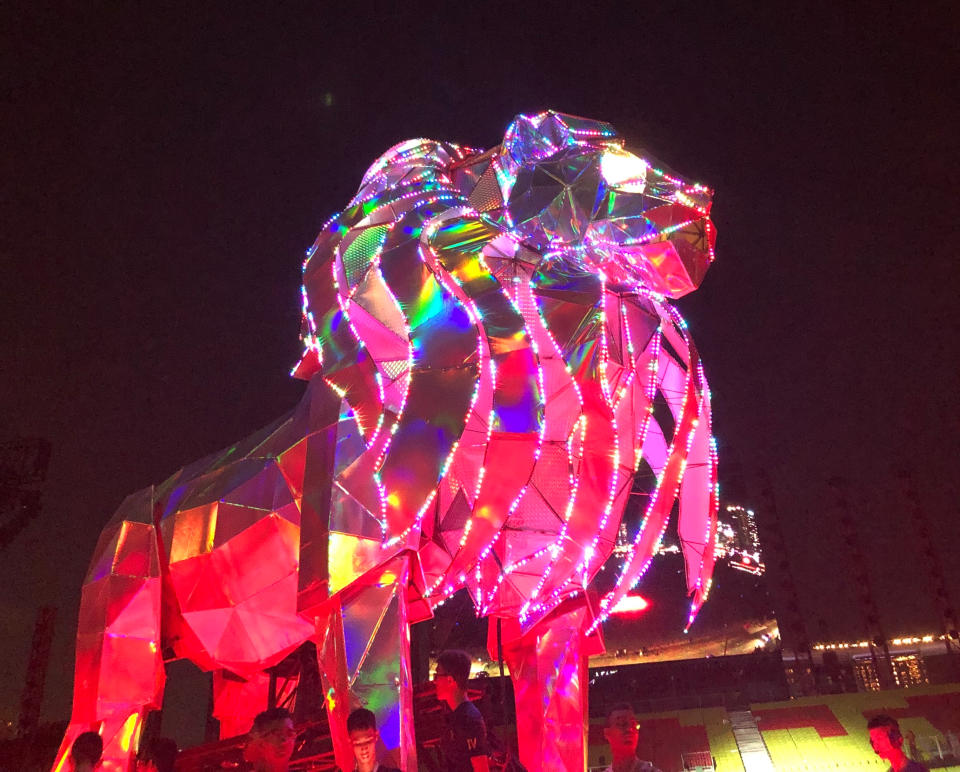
[212,670,271,740]
[316,556,416,771]
[52,489,160,772]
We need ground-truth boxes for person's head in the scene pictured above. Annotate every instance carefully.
[136,736,178,772]
[70,731,103,771]
[347,708,379,769]
[868,714,906,763]
[434,649,472,704]
[604,703,639,760]
[245,707,296,769]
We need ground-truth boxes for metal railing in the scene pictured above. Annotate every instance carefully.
[909,732,960,768]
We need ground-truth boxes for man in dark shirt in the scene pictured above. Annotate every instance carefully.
[434,649,489,772]
[867,715,928,772]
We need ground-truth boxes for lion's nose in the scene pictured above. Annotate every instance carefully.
[619,204,716,298]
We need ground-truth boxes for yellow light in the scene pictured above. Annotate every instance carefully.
[600,148,648,192]
[205,501,219,553]
[328,532,389,594]
[52,748,70,772]
[610,594,650,614]
[118,712,142,753]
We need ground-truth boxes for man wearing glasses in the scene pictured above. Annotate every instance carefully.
[434,650,490,771]
[602,703,662,772]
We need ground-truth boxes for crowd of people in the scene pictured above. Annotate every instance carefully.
[61,649,499,772]
[62,653,932,772]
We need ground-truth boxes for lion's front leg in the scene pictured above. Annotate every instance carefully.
[52,489,164,772]
[496,598,603,772]
[314,553,418,772]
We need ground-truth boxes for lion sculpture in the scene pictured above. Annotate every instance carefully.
[53,111,718,772]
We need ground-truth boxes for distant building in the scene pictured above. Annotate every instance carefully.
[726,505,760,554]
[844,650,930,691]
[890,653,929,687]
[715,504,764,576]
[852,654,882,691]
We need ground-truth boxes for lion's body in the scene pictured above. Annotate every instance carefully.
[54,112,719,772]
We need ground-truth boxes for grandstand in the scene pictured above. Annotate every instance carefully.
[585,683,960,771]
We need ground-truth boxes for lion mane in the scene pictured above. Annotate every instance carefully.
[296,110,719,632]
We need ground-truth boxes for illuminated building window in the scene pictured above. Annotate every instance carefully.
[716,504,764,575]
[852,652,928,691]
[852,656,881,692]
[890,654,928,687]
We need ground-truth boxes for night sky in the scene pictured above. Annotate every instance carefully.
[2,3,957,722]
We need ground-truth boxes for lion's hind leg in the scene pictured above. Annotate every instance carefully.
[52,488,164,772]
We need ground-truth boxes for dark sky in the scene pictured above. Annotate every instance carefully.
[1,2,957,722]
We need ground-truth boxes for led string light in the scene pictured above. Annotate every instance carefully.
[684,433,719,627]
[478,250,583,614]
[520,277,624,620]
[475,277,550,615]
[372,194,481,544]
[413,215,506,588]
[312,180,473,544]
[519,339,592,610]
[571,288,656,588]
[587,314,701,635]
[517,411,587,621]
[596,358,702,633]
[576,284,667,626]
[330,222,406,442]
[682,360,719,628]
[661,305,718,623]
[513,265,591,616]
[324,192,430,536]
